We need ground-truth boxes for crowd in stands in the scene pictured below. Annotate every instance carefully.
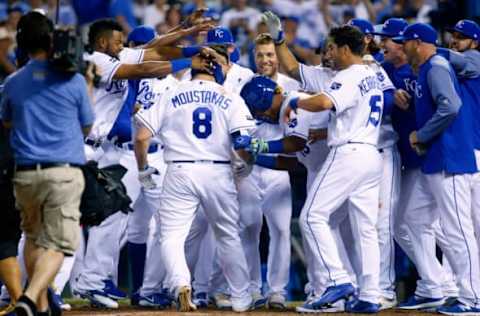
[0,0,471,83]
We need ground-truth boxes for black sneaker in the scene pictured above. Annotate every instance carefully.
[14,295,37,316]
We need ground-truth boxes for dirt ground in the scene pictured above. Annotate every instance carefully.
[64,306,434,316]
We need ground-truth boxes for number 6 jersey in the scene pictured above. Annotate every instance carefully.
[323,64,383,147]
[135,79,255,162]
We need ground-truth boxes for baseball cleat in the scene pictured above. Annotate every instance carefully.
[252,292,267,309]
[312,283,355,308]
[379,296,397,310]
[437,300,480,315]
[175,286,196,312]
[296,298,345,313]
[209,292,232,309]
[102,279,127,300]
[397,295,445,310]
[76,289,119,309]
[130,292,140,306]
[232,295,254,312]
[193,292,208,308]
[138,292,172,309]
[345,298,380,313]
[267,292,287,309]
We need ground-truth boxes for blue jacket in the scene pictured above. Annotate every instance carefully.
[415,54,476,174]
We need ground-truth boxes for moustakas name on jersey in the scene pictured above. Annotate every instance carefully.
[84,47,144,140]
[135,79,255,161]
[323,64,383,147]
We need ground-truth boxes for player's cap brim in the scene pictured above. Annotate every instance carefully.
[445,26,475,39]
[205,41,235,46]
[392,36,406,43]
[371,31,395,37]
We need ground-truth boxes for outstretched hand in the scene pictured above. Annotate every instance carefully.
[261,11,284,44]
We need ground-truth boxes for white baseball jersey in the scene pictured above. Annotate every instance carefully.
[299,63,335,93]
[365,57,398,149]
[135,79,255,162]
[84,48,144,140]
[181,63,255,94]
[134,75,179,145]
[279,91,311,144]
[323,64,383,147]
[254,73,301,140]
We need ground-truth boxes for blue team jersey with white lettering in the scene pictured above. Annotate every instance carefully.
[458,77,480,151]
[383,62,423,169]
[415,55,476,174]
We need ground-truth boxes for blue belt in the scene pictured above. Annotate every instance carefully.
[84,138,103,148]
[170,160,230,164]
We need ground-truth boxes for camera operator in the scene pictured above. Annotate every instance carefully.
[0,11,94,316]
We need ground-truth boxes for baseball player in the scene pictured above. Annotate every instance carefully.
[392,23,480,315]
[236,33,300,309]
[134,45,255,312]
[181,27,255,309]
[375,18,460,309]
[274,24,384,313]
[441,19,480,252]
[348,18,400,310]
[72,18,215,308]
[261,12,354,309]
[138,72,188,309]
[102,26,169,306]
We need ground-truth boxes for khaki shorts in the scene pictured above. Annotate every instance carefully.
[13,166,84,256]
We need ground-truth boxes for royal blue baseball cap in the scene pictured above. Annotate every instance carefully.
[127,25,156,45]
[348,18,374,35]
[393,23,438,45]
[206,27,235,45]
[373,18,408,37]
[446,19,480,40]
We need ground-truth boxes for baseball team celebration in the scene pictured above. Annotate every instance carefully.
[0,0,479,315]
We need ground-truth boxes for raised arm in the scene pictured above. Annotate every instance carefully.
[261,11,302,81]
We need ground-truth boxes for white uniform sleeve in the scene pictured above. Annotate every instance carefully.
[119,47,145,64]
[134,93,167,136]
[84,52,121,86]
[322,71,358,114]
[285,108,311,140]
[228,95,256,135]
[375,64,395,91]
[299,63,333,93]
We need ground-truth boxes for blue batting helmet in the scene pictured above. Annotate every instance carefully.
[127,25,156,45]
[240,75,278,114]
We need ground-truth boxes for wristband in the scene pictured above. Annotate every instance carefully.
[266,139,284,153]
[182,46,201,57]
[255,155,277,169]
[289,97,299,110]
[171,58,192,73]
[274,30,285,45]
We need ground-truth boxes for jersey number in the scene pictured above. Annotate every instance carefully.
[368,95,382,127]
[193,107,212,139]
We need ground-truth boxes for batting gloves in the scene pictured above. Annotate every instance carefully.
[138,165,159,190]
[261,11,285,45]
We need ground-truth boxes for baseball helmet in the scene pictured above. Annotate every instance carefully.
[127,25,156,45]
[240,75,278,114]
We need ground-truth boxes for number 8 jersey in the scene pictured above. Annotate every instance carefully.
[323,64,383,147]
[135,79,255,162]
